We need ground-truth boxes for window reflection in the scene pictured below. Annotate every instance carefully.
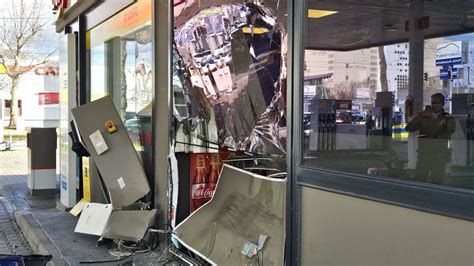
[87,0,152,152]
[173,1,288,155]
[303,0,474,190]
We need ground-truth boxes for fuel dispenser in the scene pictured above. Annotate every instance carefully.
[334,100,368,150]
[450,94,474,166]
[369,91,393,150]
[308,99,337,151]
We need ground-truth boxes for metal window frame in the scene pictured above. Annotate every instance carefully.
[55,0,173,245]
[287,0,474,264]
[72,0,173,248]
[152,0,173,249]
[55,0,102,33]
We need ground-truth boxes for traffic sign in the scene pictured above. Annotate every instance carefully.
[436,41,463,66]
[440,68,457,80]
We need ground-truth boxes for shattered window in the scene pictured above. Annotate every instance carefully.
[173,1,288,156]
[172,2,288,265]
[172,1,288,218]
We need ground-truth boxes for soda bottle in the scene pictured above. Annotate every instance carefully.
[206,154,221,198]
[191,155,206,211]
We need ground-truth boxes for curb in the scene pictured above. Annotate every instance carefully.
[14,211,68,266]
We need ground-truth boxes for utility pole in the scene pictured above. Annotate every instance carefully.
[448,66,453,113]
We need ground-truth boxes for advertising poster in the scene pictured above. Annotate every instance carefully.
[190,151,237,212]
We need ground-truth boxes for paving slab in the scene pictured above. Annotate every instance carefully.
[3,183,173,265]
[1,147,187,265]
[0,147,27,196]
[18,208,169,265]
[0,198,32,256]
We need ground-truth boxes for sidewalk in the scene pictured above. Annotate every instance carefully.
[0,146,186,265]
[0,145,27,194]
[2,183,168,265]
[0,145,32,257]
[6,184,194,265]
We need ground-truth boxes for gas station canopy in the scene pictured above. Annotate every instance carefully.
[304,0,474,51]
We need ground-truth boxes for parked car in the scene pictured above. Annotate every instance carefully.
[125,118,140,133]
[192,50,212,67]
[352,115,364,124]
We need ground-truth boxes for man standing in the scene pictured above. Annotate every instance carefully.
[365,110,374,136]
[406,93,455,185]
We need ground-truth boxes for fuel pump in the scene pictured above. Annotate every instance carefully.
[309,99,337,151]
[450,94,474,166]
[370,92,393,150]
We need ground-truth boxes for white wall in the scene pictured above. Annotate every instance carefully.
[301,187,473,266]
[0,71,59,129]
[21,72,60,128]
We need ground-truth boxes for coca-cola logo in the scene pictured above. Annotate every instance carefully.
[192,184,205,199]
[192,184,215,199]
[203,188,215,198]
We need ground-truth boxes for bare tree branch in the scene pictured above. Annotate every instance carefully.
[0,0,58,128]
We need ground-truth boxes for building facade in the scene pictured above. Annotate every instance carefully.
[55,0,473,265]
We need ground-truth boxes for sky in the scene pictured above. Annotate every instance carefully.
[445,33,474,42]
[0,0,59,63]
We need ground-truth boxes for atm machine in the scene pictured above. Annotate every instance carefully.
[450,94,474,166]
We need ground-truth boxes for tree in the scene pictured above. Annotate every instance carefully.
[378,46,389,92]
[0,0,57,129]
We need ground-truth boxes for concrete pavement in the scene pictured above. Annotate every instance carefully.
[0,145,32,256]
[0,146,27,194]
[0,144,180,265]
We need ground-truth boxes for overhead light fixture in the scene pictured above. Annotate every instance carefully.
[308,9,338,19]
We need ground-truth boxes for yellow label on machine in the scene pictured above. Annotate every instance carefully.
[69,157,92,216]
[82,157,91,201]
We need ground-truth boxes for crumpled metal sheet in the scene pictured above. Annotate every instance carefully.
[173,164,286,265]
[173,1,287,155]
[103,209,157,242]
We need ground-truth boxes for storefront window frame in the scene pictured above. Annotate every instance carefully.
[288,2,474,248]
[287,0,474,263]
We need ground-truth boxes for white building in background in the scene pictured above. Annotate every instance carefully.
[303,37,474,113]
[0,66,59,130]
[330,47,379,86]
[385,43,409,94]
[384,38,443,110]
[305,48,379,88]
